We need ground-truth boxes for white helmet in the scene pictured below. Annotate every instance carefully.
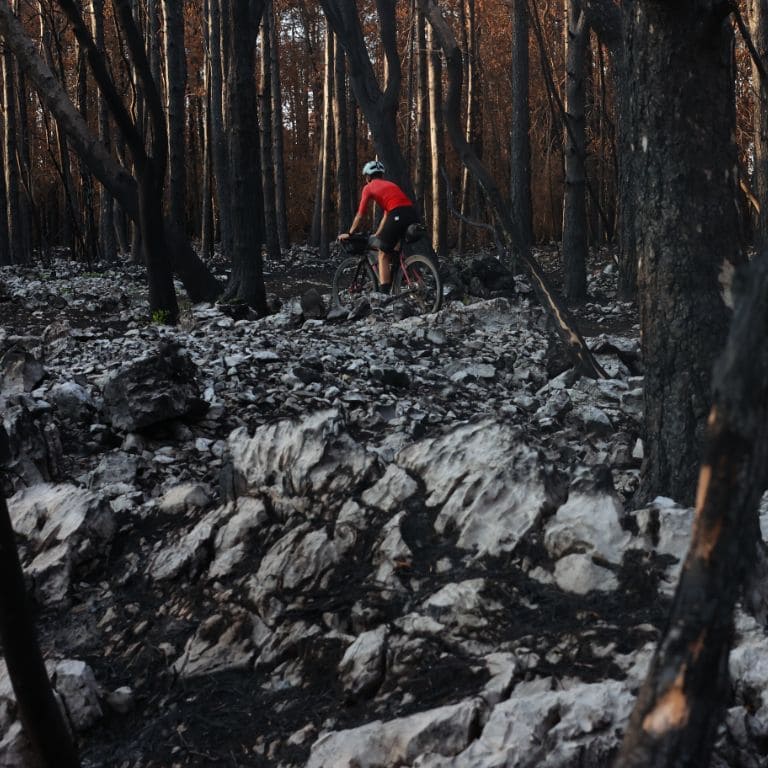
[362,160,385,177]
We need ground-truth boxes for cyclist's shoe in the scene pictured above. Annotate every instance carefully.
[378,282,392,295]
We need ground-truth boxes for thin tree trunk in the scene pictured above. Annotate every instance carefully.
[319,24,334,260]
[3,44,25,263]
[207,0,232,261]
[427,23,447,257]
[77,48,99,265]
[201,0,214,260]
[92,0,117,261]
[319,1,414,198]
[458,0,479,251]
[259,3,280,262]
[414,9,428,216]
[334,33,353,230]
[509,0,532,255]
[562,0,588,301]
[267,0,290,249]
[162,0,187,230]
[751,0,768,250]
[0,94,9,265]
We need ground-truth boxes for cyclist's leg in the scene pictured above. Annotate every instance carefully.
[378,250,391,288]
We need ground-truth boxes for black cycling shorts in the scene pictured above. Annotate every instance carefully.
[376,206,419,251]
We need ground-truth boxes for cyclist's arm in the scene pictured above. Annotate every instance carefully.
[374,211,389,237]
[346,212,363,235]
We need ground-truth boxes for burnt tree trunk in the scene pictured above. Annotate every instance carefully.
[427,22,447,257]
[3,43,26,263]
[627,1,739,506]
[319,1,414,198]
[333,34,353,230]
[0,427,80,768]
[208,0,233,261]
[267,0,290,249]
[585,0,635,296]
[259,4,280,262]
[91,0,117,262]
[615,234,768,768]
[509,0,532,254]
[162,0,187,231]
[318,23,334,260]
[0,105,9,266]
[414,8,429,216]
[750,0,768,249]
[562,0,588,301]
[222,0,268,313]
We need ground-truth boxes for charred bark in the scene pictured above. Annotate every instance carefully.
[562,0,589,301]
[615,251,768,768]
[509,0,532,254]
[626,1,738,505]
[221,0,268,313]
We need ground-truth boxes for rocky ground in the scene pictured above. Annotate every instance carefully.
[0,245,766,767]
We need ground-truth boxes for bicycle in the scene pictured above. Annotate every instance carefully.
[332,225,443,315]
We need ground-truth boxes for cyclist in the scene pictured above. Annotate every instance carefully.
[339,160,419,294]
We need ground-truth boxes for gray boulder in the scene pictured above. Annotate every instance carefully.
[102,342,207,431]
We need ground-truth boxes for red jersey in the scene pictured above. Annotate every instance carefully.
[357,179,413,216]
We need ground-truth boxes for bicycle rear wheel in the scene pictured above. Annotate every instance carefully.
[392,254,443,314]
[332,256,377,308]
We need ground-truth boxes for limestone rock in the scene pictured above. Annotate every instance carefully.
[306,698,484,768]
[398,420,555,557]
[228,408,376,500]
[338,625,388,698]
[54,659,103,731]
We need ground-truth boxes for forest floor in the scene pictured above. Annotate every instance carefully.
[4,243,743,768]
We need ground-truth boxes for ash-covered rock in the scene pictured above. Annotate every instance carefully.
[3,252,760,767]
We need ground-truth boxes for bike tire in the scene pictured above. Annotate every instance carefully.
[332,255,377,308]
[392,253,443,314]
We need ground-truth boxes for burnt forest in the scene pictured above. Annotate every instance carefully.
[1,2,768,768]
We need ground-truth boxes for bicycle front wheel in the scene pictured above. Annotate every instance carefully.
[332,256,377,308]
[392,254,443,314]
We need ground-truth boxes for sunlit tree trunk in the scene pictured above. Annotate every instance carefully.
[319,24,334,260]
[427,23,447,257]
[334,34,353,230]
